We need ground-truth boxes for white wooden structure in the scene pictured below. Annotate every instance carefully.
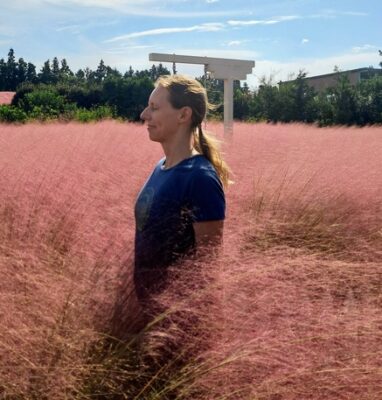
[149,53,255,134]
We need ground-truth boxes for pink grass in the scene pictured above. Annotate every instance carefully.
[0,121,381,399]
[0,92,15,105]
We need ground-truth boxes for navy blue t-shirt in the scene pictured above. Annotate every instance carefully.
[134,154,225,296]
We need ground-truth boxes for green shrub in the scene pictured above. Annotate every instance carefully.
[74,105,114,122]
[102,76,153,120]
[0,105,28,123]
[28,105,59,121]
[11,82,36,107]
[25,89,65,112]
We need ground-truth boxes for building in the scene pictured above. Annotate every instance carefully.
[279,67,382,92]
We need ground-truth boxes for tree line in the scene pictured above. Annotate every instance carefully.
[1,48,382,125]
[232,67,382,126]
[0,48,171,89]
[0,48,170,122]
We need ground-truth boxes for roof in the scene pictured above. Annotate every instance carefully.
[304,67,381,81]
[280,67,382,84]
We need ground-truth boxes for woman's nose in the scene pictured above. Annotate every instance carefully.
[140,107,148,121]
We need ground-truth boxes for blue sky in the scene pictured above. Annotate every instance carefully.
[1,0,380,87]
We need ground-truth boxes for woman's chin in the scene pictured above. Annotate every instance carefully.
[148,131,161,143]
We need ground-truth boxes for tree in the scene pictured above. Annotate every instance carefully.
[83,67,93,81]
[148,63,170,81]
[357,74,382,124]
[60,59,73,79]
[200,77,223,119]
[242,82,250,95]
[52,57,60,83]
[6,48,18,90]
[75,69,85,81]
[102,76,154,120]
[16,58,28,86]
[149,64,158,81]
[0,58,6,90]
[329,71,358,125]
[287,70,317,122]
[94,59,107,82]
[39,60,54,84]
[132,64,170,81]
[252,75,281,122]
[26,63,37,83]
[124,66,134,78]
[233,84,252,120]
[379,50,382,68]
[106,66,122,79]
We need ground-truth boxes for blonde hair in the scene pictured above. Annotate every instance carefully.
[155,74,230,188]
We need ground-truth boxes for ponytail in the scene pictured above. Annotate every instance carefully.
[194,124,231,189]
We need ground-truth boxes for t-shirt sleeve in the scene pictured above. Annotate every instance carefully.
[188,168,225,222]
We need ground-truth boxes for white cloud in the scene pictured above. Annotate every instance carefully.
[105,45,154,55]
[275,15,302,22]
[301,38,309,45]
[227,40,244,47]
[228,19,270,26]
[104,23,225,43]
[46,0,172,10]
[56,19,119,34]
[206,0,219,2]
[4,0,240,18]
[56,24,82,34]
[341,11,368,16]
[310,9,368,19]
[351,44,378,53]
[228,15,301,26]
[0,39,12,46]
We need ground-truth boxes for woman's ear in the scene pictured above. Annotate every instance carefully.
[178,106,193,123]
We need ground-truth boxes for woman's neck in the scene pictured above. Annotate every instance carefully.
[160,124,202,168]
[162,146,199,169]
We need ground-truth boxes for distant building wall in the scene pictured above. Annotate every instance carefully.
[279,68,382,92]
[305,70,361,92]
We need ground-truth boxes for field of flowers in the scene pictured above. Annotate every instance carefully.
[0,121,381,399]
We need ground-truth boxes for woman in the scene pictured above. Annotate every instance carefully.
[134,74,230,301]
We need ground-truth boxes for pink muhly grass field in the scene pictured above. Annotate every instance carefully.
[0,92,15,105]
[0,120,381,399]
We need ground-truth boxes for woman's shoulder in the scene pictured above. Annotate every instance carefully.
[187,156,223,192]
[190,155,219,176]
[156,155,220,187]
[185,154,216,172]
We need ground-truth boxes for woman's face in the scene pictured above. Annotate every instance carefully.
[140,86,183,143]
